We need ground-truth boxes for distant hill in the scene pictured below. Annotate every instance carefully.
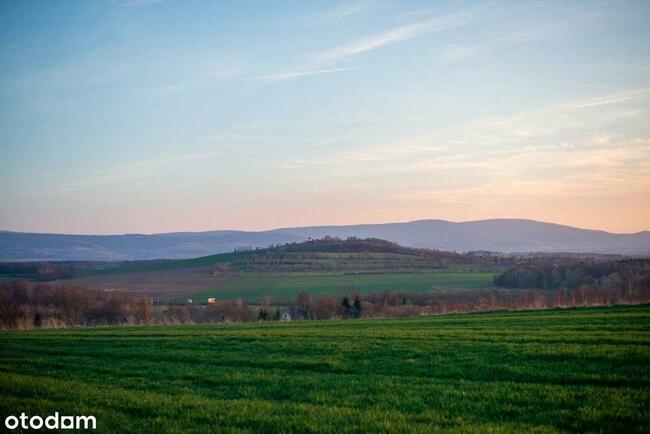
[19,238,500,302]
[209,237,495,274]
[1,219,649,261]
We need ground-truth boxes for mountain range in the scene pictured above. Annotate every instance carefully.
[1,219,649,261]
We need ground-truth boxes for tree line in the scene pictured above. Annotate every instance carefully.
[3,279,648,330]
[280,283,650,320]
[0,262,88,281]
[273,236,509,263]
[494,258,650,295]
[0,281,263,329]
[0,280,152,329]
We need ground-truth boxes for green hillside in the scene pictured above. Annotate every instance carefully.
[1,306,648,433]
[81,237,503,276]
[57,238,503,301]
[190,271,495,303]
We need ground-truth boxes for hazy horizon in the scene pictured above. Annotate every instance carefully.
[1,216,648,237]
[2,0,649,234]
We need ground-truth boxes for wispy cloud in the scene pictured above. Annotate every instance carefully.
[430,1,620,66]
[318,10,473,65]
[282,88,650,198]
[257,67,354,83]
[554,89,650,111]
[261,6,478,82]
[394,143,650,203]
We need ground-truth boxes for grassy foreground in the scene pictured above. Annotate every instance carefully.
[1,306,649,433]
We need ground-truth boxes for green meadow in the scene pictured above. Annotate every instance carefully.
[1,305,648,433]
[191,271,495,302]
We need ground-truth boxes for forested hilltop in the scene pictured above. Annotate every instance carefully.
[212,236,509,274]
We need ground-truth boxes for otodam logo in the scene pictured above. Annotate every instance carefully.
[4,413,96,430]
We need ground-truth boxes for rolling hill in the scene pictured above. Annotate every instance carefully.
[50,238,500,302]
[1,218,649,261]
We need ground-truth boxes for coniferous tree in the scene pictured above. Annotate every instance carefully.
[352,296,362,318]
[342,296,352,317]
[257,308,269,321]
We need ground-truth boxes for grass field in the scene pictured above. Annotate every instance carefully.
[66,269,496,302]
[191,271,495,303]
[1,306,648,433]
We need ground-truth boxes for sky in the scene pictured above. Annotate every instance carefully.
[1,0,649,235]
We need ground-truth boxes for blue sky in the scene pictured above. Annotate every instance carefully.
[1,0,649,234]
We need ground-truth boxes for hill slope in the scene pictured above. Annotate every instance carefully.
[2,219,649,261]
[52,238,499,301]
